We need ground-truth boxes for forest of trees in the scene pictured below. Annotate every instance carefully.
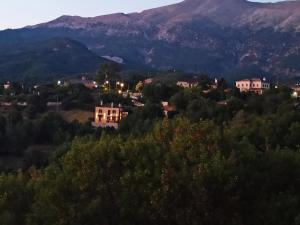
[1,73,300,224]
[2,116,300,225]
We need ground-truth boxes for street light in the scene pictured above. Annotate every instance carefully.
[104,81,110,92]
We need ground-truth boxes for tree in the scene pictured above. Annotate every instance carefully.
[135,81,144,93]
[0,172,33,225]
[25,95,46,119]
[7,108,23,127]
[0,115,6,135]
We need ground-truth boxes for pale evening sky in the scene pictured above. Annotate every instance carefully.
[0,0,282,30]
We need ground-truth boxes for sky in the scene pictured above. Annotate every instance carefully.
[0,0,282,30]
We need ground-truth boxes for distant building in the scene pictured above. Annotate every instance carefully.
[209,78,219,89]
[235,78,270,94]
[217,100,228,106]
[0,102,27,107]
[132,100,145,107]
[47,102,62,111]
[144,78,154,85]
[177,81,198,88]
[3,82,11,90]
[129,92,142,100]
[161,101,178,118]
[61,77,98,89]
[291,85,300,98]
[92,103,128,129]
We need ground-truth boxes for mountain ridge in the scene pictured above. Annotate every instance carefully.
[0,37,109,81]
[1,0,300,80]
[30,0,300,31]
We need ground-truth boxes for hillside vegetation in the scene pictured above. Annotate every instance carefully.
[0,38,108,81]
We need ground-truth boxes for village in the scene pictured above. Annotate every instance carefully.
[1,72,299,130]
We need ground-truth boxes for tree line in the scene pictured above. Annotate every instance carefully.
[1,116,300,225]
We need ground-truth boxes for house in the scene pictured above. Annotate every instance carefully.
[47,102,62,111]
[60,77,98,89]
[235,78,270,94]
[3,82,11,90]
[0,102,27,107]
[177,80,198,88]
[161,102,178,118]
[144,78,154,85]
[92,103,128,129]
[217,100,228,106]
[132,100,145,107]
[129,92,142,100]
[291,85,300,98]
[208,78,219,90]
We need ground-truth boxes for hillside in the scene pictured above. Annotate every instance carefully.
[1,0,300,80]
[0,38,108,81]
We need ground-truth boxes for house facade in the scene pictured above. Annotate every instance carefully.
[92,103,128,129]
[60,77,98,89]
[235,78,270,94]
[144,78,154,85]
[3,82,11,90]
[291,85,300,98]
[177,81,198,88]
[161,101,178,118]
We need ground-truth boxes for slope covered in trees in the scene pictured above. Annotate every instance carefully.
[0,38,108,81]
[1,117,300,225]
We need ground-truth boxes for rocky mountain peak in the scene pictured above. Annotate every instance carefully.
[7,0,300,80]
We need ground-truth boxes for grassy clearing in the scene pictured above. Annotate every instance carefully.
[60,110,94,123]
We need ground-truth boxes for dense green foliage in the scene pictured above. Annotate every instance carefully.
[2,115,300,225]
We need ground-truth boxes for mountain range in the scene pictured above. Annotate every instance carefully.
[1,0,300,81]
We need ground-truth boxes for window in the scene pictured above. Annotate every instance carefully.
[112,110,116,114]
[108,110,111,115]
